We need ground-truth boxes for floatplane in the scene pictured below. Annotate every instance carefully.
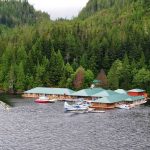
[64,101,88,112]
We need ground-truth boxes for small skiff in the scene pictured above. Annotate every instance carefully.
[35,96,56,103]
[116,104,130,109]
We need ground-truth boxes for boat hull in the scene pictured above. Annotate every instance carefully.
[34,99,50,103]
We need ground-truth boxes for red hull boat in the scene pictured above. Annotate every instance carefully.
[34,96,50,103]
[35,99,50,103]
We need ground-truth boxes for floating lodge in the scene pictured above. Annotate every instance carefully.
[22,87,74,100]
[23,87,148,109]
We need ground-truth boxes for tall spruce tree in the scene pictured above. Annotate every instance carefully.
[84,69,94,88]
[107,59,123,89]
[133,68,150,92]
[120,53,132,89]
[48,49,64,86]
[59,63,74,87]
[96,69,108,88]
[16,62,25,91]
[73,66,85,89]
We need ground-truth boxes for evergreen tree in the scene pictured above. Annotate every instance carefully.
[73,66,85,89]
[133,68,150,91]
[107,59,123,89]
[88,53,97,75]
[80,53,88,69]
[72,58,79,71]
[59,63,74,87]
[56,50,65,84]
[8,64,16,93]
[34,63,45,87]
[25,74,34,89]
[48,49,64,86]
[96,69,108,88]
[16,45,27,65]
[120,53,132,89]
[41,56,49,86]
[84,69,94,88]
[16,62,25,91]
[48,48,57,86]
[138,51,146,68]
[103,50,110,71]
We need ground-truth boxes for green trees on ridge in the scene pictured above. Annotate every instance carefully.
[0,0,150,93]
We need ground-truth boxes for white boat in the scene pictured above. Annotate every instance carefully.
[64,101,89,112]
[48,99,57,103]
[35,96,56,103]
[116,104,130,109]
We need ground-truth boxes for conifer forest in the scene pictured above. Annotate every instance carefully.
[0,0,150,93]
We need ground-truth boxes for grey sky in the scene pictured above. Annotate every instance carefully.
[28,0,89,20]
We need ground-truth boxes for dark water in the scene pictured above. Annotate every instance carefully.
[0,98,150,150]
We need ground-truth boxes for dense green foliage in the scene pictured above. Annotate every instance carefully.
[0,0,50,27]
[0,0,150,93]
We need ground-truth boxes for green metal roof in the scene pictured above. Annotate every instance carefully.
[92,90,117,97]
[128,89,145,92]
[92,94,129,103]
[70,88,104,97]
[125,96,145,101]
[114,89,127,94]
[92,79,101,83]
[92,94,145,103]
[24,87,75,95]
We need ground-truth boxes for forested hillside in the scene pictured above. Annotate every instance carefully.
[79,0,150,19]
[0,0,50,27]
[0,0,150,93]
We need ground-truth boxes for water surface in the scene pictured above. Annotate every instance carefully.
[0,98,150,150]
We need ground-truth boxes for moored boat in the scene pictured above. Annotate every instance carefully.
[35,96,49,103]
[116,104,130,109]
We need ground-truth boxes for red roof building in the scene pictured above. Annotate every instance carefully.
[128,89,148,98]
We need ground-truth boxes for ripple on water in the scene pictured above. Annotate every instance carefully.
[0,98,150,150]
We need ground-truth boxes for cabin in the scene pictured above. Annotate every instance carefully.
[23,87,74,100]
[90,94,145,110]
[125,95,146,107]
[70,88,104,100]
[127,89,148,98]
[90,94,128,109]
